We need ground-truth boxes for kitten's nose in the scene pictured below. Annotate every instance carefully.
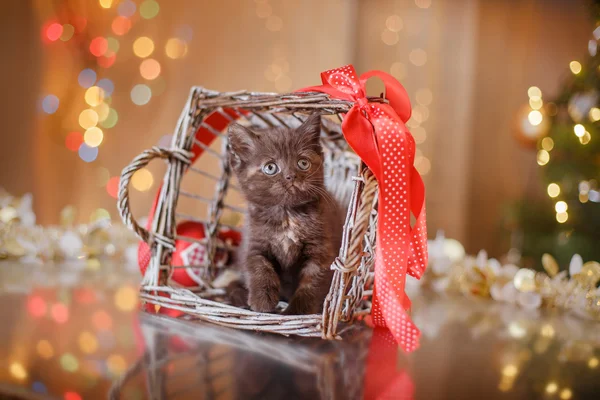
[285,173,296,181]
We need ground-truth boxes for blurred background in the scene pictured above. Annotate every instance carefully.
[1,0,599,266]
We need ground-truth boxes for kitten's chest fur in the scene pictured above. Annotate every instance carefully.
[250,206,317,269]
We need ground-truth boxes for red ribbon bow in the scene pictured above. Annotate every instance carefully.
[299,65,428,352]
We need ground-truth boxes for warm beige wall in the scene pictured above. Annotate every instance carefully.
[0,0,593,257]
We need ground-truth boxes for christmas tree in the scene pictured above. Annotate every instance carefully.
[511,1,600,269]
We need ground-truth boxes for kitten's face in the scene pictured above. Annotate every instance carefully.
[228,114,325,208]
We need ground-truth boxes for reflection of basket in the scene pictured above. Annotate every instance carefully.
[109,314,370,400]
[118,88,383,338]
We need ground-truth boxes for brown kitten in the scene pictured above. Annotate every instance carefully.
[227,114,343,315]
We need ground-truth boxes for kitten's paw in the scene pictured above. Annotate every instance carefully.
[283,293,319,315]
[248,285,279,313]
[227,281,249,308]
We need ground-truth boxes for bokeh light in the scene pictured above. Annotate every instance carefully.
[10,362,27,380]
[130,84,152,105]
[115,286,138,311]
[90,208,111,222]
[46,23,63,41]
[416,88,433,105]
[99,0,113,8]
[106,176,120,198]
[588,107,600,122]
[546,382,558,394]
[589,357,599,368]
[165,38,188,59]
[79,109,99,129]
[78,144,99,163]
[547,183,560,198]
[412,126,426,144]
[541,137,554,151]
[107,354,127,376]
[51,303,69,323]
[97,54,117,69]
[90,37,108,57]
[415,0,432,8]
[60,353,79,373]
[97,78,115,96]
[275,75,293,92]
[140,58,161,80]
[537,150,550,166]
[94,102,110,122]
[84,127,104,147]
[32,382,47,394]
[574,124,585,137]
[78,69,97,88]
[560,389,573,399]
[27,295,46,317]
[78,331,99,354]
[381,30,399,46]
[569,61,582,74]
[580,131,591,144]
[85,86,105,107]
[112,16,132,36]
[65,132,84,152]
[528,110,543,126]
[133,37,154,58]
[42,95,59,114]
[528,86,542,98]
[37,340,54,359]
[60,24,75,41]
[107,37,120,53]
[100,108,119,128]
[555,201,568,213]
[390,62,407,79]
[409,48,427,66]
[131,168,154,191]
[386,15,403,32]
[118,0,137,17]
[64,392,82,400]
[92,310,113,330]
[140,0,160,19]
[529,97,543,110]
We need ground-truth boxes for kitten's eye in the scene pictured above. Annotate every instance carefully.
[297,158,311,171]
[262,162,279,176]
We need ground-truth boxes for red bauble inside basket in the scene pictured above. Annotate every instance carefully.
[138,221,241,287]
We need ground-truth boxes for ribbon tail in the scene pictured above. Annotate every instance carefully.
[407,166,428,280]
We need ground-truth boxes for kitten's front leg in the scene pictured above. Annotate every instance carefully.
[247,254,280,313]
[284,260,331,315]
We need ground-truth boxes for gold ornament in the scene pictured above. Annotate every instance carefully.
[514,269,536,292]
[542,253,559,277]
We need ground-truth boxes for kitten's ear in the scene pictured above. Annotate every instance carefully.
[227,123,257,160]
[298,113,322,146]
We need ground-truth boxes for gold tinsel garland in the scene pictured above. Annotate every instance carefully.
[0,188,139,265]
[408,232,600,322]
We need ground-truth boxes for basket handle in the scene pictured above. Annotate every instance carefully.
[117,146,193,249]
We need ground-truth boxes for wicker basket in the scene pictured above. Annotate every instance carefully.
[118,87,383,339]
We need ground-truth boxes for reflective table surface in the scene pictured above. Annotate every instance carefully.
[1,262,599,399]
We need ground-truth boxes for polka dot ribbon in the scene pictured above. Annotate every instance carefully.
[298,65,428,352]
